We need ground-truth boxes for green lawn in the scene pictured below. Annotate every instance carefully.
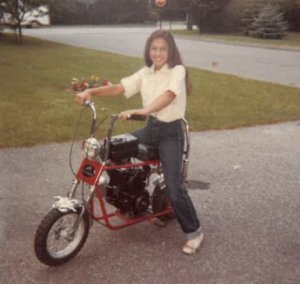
[172,30,300,50]
[1,34,300,148]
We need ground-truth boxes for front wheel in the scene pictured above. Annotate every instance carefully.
[34,208,90,266]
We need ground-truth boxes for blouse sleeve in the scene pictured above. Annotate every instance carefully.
[121,68,144,98]
[167,65,186,97]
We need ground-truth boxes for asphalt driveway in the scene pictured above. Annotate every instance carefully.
[1,121,300,284]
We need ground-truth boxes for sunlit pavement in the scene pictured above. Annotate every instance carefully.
[1,121,300,284]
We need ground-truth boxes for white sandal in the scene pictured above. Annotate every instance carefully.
[183,233,204,255]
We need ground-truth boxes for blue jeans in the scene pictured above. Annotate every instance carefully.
[131,116,201,239]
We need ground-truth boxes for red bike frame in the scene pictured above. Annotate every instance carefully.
[76,158,174,230]
[70,101,190,231]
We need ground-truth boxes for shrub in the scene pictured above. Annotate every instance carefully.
[250,4,289,39]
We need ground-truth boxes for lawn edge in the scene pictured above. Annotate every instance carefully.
[1,119,300,150]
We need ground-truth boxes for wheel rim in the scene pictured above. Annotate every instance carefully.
[46,213,85,259]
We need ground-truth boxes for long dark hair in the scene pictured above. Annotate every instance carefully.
[144,30,192,95]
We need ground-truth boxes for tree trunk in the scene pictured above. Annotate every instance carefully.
[17,23,23,45]
[197,15,203,33]
[197,11,208,34]
[186,12,193,30]
[14,27,18,42]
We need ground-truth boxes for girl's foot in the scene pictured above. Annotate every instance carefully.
[183,232,204,254]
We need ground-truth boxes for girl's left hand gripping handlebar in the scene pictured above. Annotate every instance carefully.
[127,114,147,121]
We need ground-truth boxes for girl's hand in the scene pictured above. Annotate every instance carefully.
[119,109,148,120]
[75,89,92,105]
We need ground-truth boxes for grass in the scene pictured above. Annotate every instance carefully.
[1,34,300,148]
[171,30,300,50]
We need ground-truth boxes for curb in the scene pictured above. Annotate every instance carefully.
[173,35,300,53]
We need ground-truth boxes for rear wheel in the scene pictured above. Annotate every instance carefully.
[152,186,176,221]
[34,208,90,266]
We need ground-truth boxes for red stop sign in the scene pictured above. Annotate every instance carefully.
[155,0,166,7]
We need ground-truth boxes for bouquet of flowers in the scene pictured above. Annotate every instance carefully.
[71,75,100,92]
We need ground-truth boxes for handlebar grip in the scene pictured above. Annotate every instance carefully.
[83,100,91,106]
[127,114,147,121]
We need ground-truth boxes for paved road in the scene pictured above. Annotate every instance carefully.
[1,121,300,284]
[22,25,300,87]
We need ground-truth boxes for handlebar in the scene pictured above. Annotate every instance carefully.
[83,100,97,138]
[82,101,190,165]
[83,101,146,162]
[126,114,147,121]
[83,100,147,138]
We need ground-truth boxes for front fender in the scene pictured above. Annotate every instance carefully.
[52,196,83,213]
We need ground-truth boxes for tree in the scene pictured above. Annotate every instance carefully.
[240,0,300,33]
[0,2,5,32]
[46,0,78,25]
[174,0,230,33]
[283,0,300,31]
[250,4,289,39]
[0,0,49,44]
[241,0,267,35]
[50,0,149,25]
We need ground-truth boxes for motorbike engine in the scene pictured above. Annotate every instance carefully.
[106,166,151,217]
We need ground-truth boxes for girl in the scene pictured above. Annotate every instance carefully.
[76,30,203,254]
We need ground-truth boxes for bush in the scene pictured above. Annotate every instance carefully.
[250,4,289,39]
[241,0,268,35]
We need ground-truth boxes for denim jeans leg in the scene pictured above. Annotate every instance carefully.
[131,123,153,144]
[132,118,201,239]
[158,135,201,236]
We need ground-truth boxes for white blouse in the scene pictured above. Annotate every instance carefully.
[121,64,186,122]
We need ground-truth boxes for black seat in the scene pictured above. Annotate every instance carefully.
[136,144,159,161]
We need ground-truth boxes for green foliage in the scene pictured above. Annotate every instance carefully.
[0,0,46,22]
[150,0,185,22]
[240,0,299,33]
[165,0,300,33]
[282,0,300,31]
[185,0,230,32]
[51,0,149,25]
[147,10,159,23]
[250,4,289,39]
[0,0,51,44]
[46,0,77,23]
[241,0,268,35]
[160,0,300,33]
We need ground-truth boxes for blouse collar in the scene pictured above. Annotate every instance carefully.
[146,63,170,74]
